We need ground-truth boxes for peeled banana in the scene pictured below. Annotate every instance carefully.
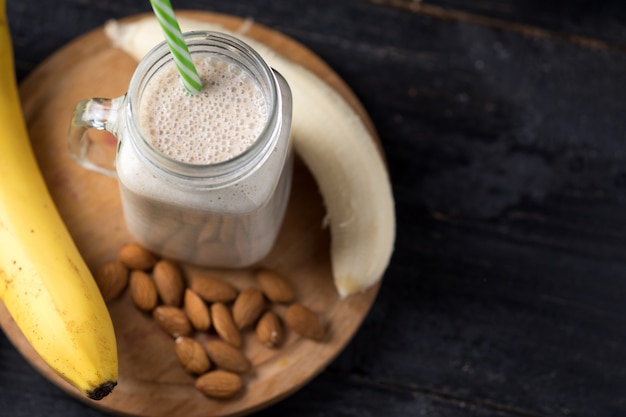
[105,16,396,297]
[0,1,117,400]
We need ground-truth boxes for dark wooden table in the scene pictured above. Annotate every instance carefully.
[3,0,626,416]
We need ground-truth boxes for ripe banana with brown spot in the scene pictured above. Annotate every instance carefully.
[0,0,117,399]
[105,16,395,297]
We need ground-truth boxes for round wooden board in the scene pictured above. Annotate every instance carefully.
[0,11,382,417]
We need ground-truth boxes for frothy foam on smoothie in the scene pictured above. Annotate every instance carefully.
[139,55,268,164]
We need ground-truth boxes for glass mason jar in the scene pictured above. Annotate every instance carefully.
[68,31,293,267]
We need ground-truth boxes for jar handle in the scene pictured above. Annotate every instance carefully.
[68,96,125,177]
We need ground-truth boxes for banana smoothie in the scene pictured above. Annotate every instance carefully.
[115,35,293,267]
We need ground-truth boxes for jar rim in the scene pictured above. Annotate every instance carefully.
[125,30,281,188]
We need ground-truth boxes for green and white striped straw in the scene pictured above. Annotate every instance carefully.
[149,0,202,94]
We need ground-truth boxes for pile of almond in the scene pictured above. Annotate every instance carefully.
[94,242,327,399]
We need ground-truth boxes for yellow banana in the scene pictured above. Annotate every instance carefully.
[0,1,117,400]
[106,16,396,297]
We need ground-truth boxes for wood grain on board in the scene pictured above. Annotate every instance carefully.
[0,11,382,417]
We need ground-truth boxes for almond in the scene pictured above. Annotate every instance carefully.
[256,269,294,303]
[175,336,211,374]
[153,259,185,306]
[184,289,211,331]
[232,287,265,329]
[152,306,192,338]
[203,339,250,373]
[195,370,242,399]
[211,302,242,347]
[94,260,129,302]
[190,275,238,303]
[197,220,220,244]
[129,270,158,311]
[118,243,158,271]
[284,304,325,341]
[256,311,284,348]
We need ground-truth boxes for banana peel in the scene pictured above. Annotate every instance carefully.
[0,0,117,400]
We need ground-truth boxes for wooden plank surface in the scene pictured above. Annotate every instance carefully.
[4,0,626,416]
[416,0,626,47]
